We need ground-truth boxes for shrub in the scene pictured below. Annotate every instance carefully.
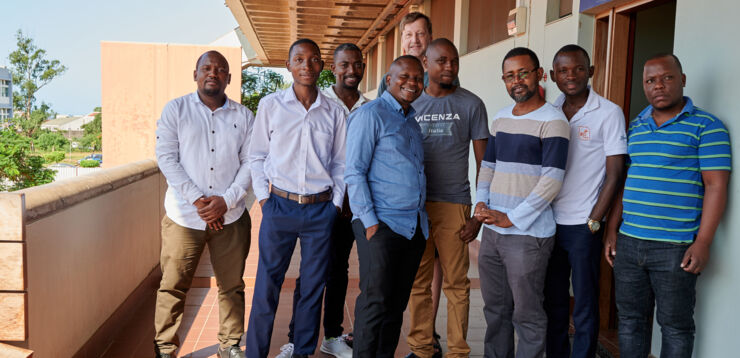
[79,159,100,168]
[43,151,65,164]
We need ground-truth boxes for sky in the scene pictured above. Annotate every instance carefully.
[0,0,245,115]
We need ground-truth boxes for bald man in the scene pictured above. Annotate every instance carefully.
[154,51,254,358]
[345,56,429,358]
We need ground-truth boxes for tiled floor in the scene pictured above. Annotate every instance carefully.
[103,202,487,358]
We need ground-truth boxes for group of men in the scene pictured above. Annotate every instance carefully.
[153,11,730,358]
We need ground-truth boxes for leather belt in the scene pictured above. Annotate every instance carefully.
[271,186,332,205]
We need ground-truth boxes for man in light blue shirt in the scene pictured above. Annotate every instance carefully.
[345,55,428,358]
[246,39,346,358]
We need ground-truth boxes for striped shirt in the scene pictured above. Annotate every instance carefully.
[476,103,570,238]
[620,97,732,243]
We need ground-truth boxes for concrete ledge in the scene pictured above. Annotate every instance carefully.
[0,343,32,358]
[19,160,159,223]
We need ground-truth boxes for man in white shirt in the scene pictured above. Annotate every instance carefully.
[154,51,254,358]
[246,39,347,358]
[280,43,368,358]
[546,45,627,358]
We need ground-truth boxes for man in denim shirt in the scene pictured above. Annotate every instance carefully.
[345,55,429,358]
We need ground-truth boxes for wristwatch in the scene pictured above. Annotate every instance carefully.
[587,218,601,234]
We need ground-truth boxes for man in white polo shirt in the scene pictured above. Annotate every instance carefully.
[545,45,627,358]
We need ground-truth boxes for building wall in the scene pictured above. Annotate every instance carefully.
[0,67,12,121]
[100,42,242,169]
[650,1,739,357]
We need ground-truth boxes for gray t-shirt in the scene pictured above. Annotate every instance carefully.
[413,87,489,205]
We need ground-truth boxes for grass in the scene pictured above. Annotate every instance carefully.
[34,150,96,166]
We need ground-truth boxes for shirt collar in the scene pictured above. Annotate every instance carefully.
[323,86,368,112]
[283,85,325,111]
[190,92,233,111]
[554,86,599,117]
[380,90,416,117]
[637,96,694,126]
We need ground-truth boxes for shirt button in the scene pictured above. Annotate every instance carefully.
[211,168,214,171]
[211,149,214,152]
[209,186,212,189]
[212,130,215,134]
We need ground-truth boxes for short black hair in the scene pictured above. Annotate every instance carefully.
[502,47,540,71]
[391,55,423,71]
[553,44,590,66]
[196,50,228,70]
[333,43,362,59]
[426,38,458,56]
[288,38,321,59]
[645,53,683,73]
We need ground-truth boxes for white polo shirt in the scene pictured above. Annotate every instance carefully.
[552,88,628,225]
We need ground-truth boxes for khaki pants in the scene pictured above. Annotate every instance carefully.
[408,202,471,358]
[154,212,251,354]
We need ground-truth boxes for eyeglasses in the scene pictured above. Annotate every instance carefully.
[502,68,538,83]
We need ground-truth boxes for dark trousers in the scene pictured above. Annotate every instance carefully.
[352,219,426,358]
[614,234,697,358]
[245,194,337,358]
[288,215,355,342]
[544,224,602,358]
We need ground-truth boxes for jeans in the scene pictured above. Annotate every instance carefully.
[613,233,697,358]
[288,215,354,342]
[544,224,602,358]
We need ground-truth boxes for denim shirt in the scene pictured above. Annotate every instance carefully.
[345,91,429,240]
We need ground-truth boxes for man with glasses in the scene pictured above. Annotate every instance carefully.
[474,47,569,358]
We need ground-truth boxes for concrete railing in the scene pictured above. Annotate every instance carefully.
[0,159,165,357]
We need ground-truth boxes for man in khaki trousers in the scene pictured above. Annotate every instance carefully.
[154,50,255,358]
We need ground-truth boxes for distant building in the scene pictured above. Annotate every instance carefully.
[0,66,12,122]
[40,112,99,138]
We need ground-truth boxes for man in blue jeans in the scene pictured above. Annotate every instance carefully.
[545,45,627,358]
[605,53,731,357]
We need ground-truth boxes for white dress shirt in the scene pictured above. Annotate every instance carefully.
[321,86,369,115]
[249,86,347,208]
[156,92,255,230]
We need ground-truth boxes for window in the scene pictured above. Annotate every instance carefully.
[0,108,10,120]
[547,0,573,23]
[467,0,517,52]
[0,80,9,98]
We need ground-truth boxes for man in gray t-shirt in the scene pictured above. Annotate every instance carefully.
[406,38,489,358]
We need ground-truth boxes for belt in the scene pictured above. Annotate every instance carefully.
[271,186,332,204]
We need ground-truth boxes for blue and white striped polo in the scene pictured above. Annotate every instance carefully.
[620,97,732,243]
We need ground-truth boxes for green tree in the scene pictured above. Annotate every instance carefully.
[0,129,55,191]
[81,107,102,151]
[317,70,336,89]
[36,130,69,151]
[241,67,286,113]
[42,151,65,164]
[8,29,67,134]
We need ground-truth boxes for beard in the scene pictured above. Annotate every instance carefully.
[440,82,454,90]
[202,86,221,97]
[509,85,536,103]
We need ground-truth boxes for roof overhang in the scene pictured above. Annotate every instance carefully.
[224,0,423,66]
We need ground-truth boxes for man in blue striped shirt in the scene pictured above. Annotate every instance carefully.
[605,54,731,358]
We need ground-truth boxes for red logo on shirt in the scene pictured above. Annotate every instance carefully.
[578,126,591,141]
